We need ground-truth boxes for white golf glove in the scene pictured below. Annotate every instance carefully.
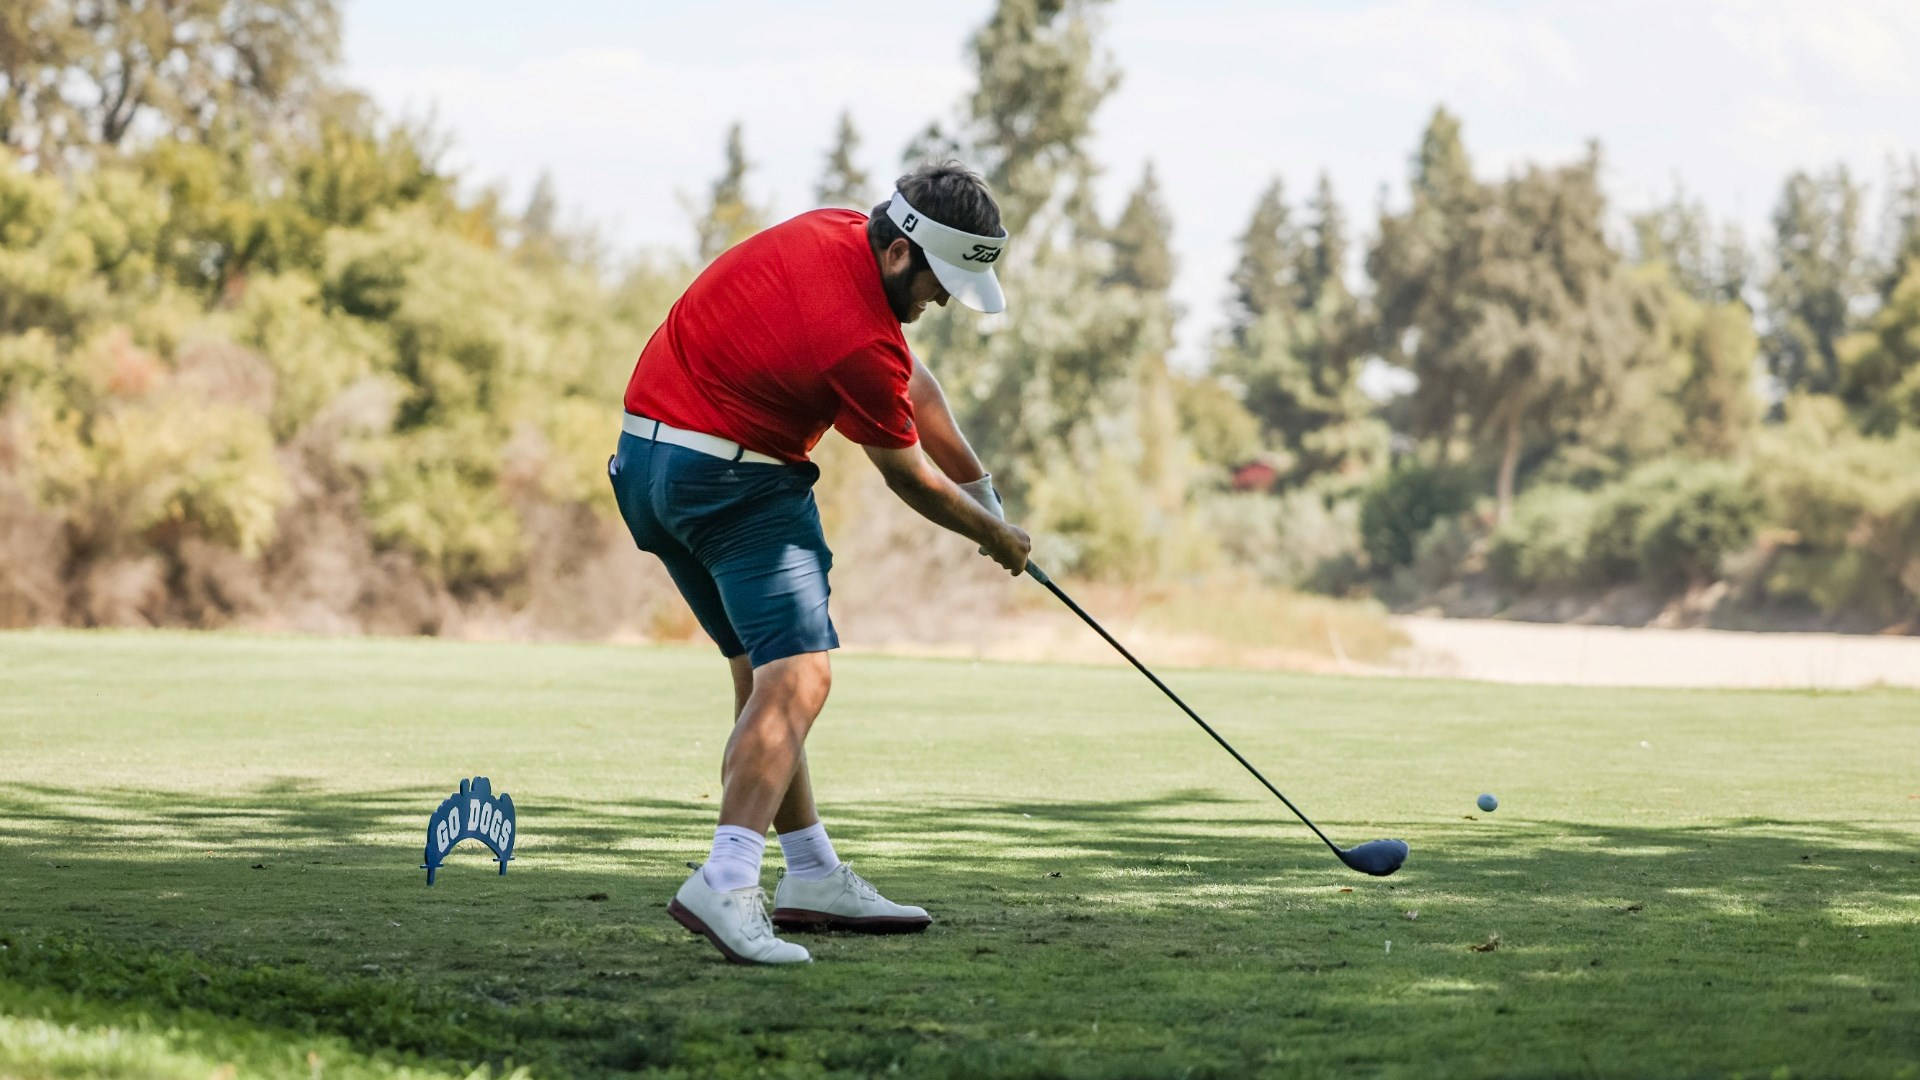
[959,474,1004,520]
[960,474,1005,559]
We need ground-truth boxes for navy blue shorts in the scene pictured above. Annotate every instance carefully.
[607,432,838,667]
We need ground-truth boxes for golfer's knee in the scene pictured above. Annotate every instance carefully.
[751,651,832,716]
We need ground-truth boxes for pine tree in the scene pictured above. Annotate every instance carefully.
[963,0,1118,232]
[1219,175,1378,486]
[1412,105,1475,213]
[1368,106,1485,459]
[1764,166,1866,397]
[1106,161,1173,293]
[521,171,558,244]
[1715,223,1752,307]
[1299,173,1350,312]
[1227,179,1299,345]
[815,110,870,209]
[692,122,763,263]
[1876,155,1920,300]
[906,0,1223,577]
[900,121,964,170]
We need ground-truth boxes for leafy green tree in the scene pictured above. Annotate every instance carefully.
[1631,187,1715,302]
[1836,257,1920,434]
[1764,166,1866,397]
[1616,247,1760,463]
[815,110,870,209]
[1174,374,1262,468]
[1371,119,1646,519]
[1754,399,1920,623]
[1472,151,1645,518]
[0,1,82,160]
[285,93,456,231]
[1,0,341,169]
[1671,289,1762,457]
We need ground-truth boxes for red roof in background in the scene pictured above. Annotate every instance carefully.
[1231,462,1278,491]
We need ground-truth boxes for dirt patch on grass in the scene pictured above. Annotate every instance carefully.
[1392,615,1920,690]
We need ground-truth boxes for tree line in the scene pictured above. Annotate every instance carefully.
[3,0,1916,633]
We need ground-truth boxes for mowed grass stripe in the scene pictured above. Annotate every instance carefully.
[2,630,1916,1079]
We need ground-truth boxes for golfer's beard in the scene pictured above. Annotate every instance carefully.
[882,265,920,322]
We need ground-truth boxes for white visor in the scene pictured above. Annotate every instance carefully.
[884,190,1009,314]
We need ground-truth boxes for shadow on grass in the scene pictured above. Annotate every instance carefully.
[2,781,1917,1078]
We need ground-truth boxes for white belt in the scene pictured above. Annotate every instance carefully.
[622,412,784,466]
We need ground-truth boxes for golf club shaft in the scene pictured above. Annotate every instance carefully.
[1024,563,1344,858]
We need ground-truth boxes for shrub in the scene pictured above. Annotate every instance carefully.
[1201,488,1363,589]
[1486,486,1597,589]
[1632,463,1762,589]
[1489,461,1760,594]
[1754,418,1920,622]
[1410,515,1476,589]
[361,421,523,588]
[1358,460,1476,571]
[1581,484,1645,585]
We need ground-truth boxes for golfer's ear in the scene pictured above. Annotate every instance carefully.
[883,237,913,273]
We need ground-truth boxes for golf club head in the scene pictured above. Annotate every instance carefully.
[1338,839,1409,877]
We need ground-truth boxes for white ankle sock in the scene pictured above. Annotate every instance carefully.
[701,825,765,892]
[777,821,840,880]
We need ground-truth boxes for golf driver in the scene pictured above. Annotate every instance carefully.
[1024,563,1409,877]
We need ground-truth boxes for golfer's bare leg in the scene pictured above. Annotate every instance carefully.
[718,651,830,833]
[771,753,818,834]
[725,655,821,833]
[728,653,754,720]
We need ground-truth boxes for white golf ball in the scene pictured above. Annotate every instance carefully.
[1477,793,1499,812]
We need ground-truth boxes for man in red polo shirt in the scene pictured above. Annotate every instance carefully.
[610,162,1030,964]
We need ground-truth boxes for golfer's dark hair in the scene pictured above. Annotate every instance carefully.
[868,161,1004,265]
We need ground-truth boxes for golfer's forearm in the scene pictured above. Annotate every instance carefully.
[908,357,987,483]
[883,461,999,544]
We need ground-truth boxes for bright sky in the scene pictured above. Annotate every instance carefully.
[344,0,1920,366]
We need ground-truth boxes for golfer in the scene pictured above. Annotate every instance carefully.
[609,162,1031,964]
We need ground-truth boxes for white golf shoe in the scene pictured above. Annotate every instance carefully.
[771,862,933,934]
[668,867,811,965]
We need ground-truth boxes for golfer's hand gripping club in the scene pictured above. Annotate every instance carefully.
[1022,562,1408,877]
[962,474,1028,574]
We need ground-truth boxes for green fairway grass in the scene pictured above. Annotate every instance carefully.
[2,630,1916,1079]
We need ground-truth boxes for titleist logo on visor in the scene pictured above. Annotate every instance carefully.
[885,192,1006,263]
[883,189,1010,313]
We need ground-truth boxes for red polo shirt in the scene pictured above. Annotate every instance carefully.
[623,209,917,463]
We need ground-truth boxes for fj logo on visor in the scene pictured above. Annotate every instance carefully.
[902,213,919,231]
[963,243,1001,264]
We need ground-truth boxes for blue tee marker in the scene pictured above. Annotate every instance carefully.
[422,776,516,885]
[1477,793,1499,813]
